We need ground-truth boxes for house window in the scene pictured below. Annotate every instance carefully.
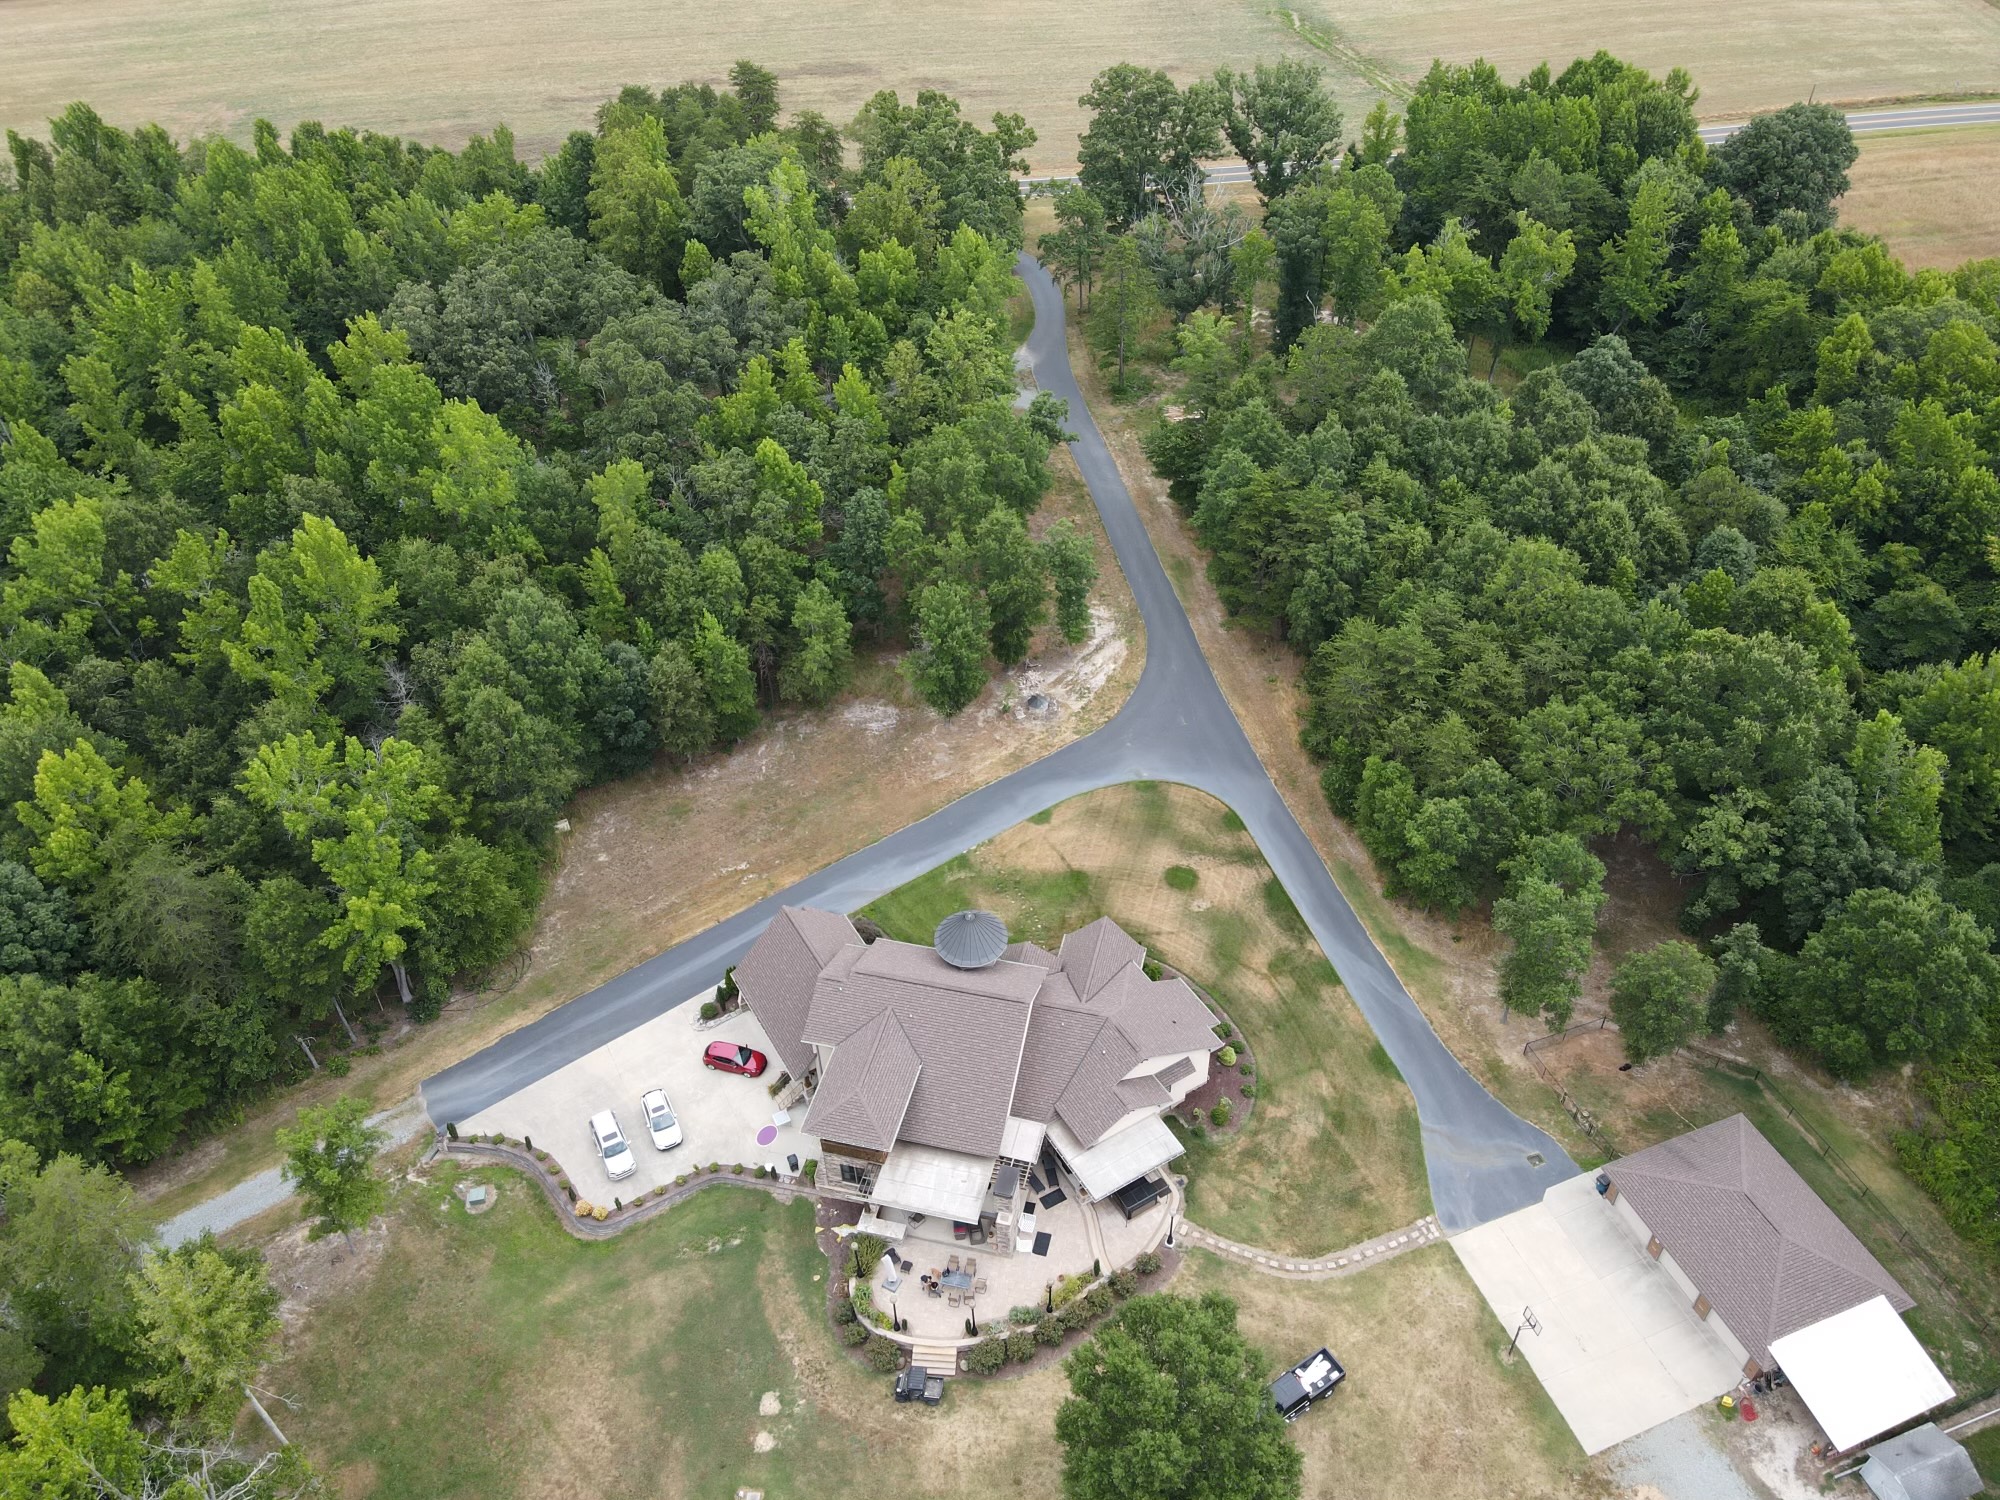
[838,1162,874,1194]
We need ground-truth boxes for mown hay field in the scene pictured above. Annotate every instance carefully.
[1840,124,2000,268]
[9,0,2000,170]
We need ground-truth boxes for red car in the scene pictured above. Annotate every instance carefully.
[703,1040,768,1077]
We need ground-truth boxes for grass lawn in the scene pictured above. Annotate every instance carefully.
[1181,1246,1605,1500]
[860,782,1430,1257]
[260,1171,1069,1500]
[1964,1419,2000,1488]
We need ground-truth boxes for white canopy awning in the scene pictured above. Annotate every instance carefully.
[870,1144,992,1222]
[1769,1296,1953,1452]
[1049,1114,1183,1200]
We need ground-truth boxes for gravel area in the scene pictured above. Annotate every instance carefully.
[158,1097,430,1247]
[1606,1412,1760,1500]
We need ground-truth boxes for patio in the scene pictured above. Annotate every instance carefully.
[861,1181,1174,1341]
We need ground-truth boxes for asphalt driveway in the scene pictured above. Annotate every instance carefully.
[423,254,1577,1235]
[1450,1174,1743,1455]
[458,1000,815,1200]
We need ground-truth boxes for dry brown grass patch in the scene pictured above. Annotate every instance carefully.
[1840,125,2000,269]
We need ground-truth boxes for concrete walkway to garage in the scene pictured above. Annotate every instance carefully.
[1450,1173,1744,1455]
[457,999,814,1201]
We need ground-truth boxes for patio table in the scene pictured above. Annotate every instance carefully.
[939,1269,973,1290]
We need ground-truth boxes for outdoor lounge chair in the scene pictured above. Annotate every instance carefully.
[947,1254,960,1274]
[948,1288,962,1308]
[973,1277,987,1296]
[964,1256,977,1278]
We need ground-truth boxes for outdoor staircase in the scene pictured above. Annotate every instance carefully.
[907,1342,960,1374]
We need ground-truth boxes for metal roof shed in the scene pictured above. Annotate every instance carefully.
[1768,1296,1954,1452]
[1858,1423,1983,1500]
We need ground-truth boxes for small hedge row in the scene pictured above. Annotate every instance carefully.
[959,1253,1165,1375]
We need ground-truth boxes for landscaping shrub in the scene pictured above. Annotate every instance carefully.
[1007,1330,1036,1362]
[718,967,740,1005]
[1078,1285,1117,1318]
[1008,1304,1039,1325]
[841,1321,870,1347]
[766,1072,791,1098]
[802,1158,818,1185]
[1142,959,1164,981]
[1218,1044,1237,1067]
[324,1055,351,1078]
[1213,1021,1233,1039]
[1134,1251,1162,1275]
[674,1174,686,1186]
[699,1000,721,1022]
[613,1197,622,1211]
[1241,1083,1256,1098]
[533,1148,548,1162]
[754,1164,768,1179]
[445,1122,458,1141]
[1210,1100,1232,1128]
[834,1298,858,1325]
[1034,1318,1064,1346]
[1239,1061,1253,1075]
[731,1164,744,1174]
[575,1199,594,1217]
[1054,1303,1089,1333]
[864,1336,903,1373]
[966,1337,1007,1374]
[849,1233,889,1278]
[707,1162,719,1173]
[591,1204,608,1221]
[1110,1270,1139,1298]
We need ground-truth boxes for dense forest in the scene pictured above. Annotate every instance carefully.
[1046,55,2000,1251]
[0,67,1097,1168]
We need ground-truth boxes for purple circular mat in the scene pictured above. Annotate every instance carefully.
[756,1125,778,1145]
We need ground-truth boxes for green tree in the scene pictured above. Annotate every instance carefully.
[1492,834,1606,1030]
[1597,173,1679,333]
[974,506,1048,665]
[1774,886,1998,1077]
[1493,213,1576,375]
[1042,520,1099,645]
[1848,710,1945,865]
[0,1144,147,1398]
[1609,940,1718,1063]
[588,109,687,288]
[1055,1291,1301,1500]
[1091,234,1159,394]
[690,610,758,742]
[0,860,79,976]
[1214,59,1344,203]
[1048,185,1109,313]
[130,1235,281,1429]
[912,581,991,715]
[778,579,853,707]
[276,1096,386,1246]
[239,734,445,1009]
[1708,102,1858,232]
[1077,65,1226,225]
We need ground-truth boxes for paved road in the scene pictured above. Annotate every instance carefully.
[158,1098,430,1247]
[423,255,1575,1233]
[1024,100,2000,189]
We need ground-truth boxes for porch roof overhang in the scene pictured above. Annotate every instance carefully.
[870,1143,993,1222]
[1048,1114,1184,1200]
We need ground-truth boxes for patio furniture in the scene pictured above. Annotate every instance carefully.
[948,1288,961,1308]
[939,1269,973,1290]
[964,1257,977,1278]
[771,1108,793,1127]
[1018,1207,1038,1240]
[973,1277,987,1296]
[947,1255,960,1274]
[952,1222,969,1241]
[968,1223,987,1247]
[898,1257,913,1273]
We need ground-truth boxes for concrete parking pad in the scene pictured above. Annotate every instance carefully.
[1450,1173,1742,1454]
[457,1001,814,1200]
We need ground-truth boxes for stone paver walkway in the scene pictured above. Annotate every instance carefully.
[1175,1214,1444,1279]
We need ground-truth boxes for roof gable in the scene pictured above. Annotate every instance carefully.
[734,905,859,1080]
[802,1010,920,1152]
[1058,917,1144,1000]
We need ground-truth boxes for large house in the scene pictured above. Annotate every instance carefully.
[735,906,1220,1243]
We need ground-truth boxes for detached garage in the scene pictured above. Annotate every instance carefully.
[1601,1114,1953,1452]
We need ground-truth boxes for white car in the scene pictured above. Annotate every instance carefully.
[640,1088,683,1150]
[589,1109,636,1181]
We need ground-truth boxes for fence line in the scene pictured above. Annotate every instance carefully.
[1520,1015,1614,1155]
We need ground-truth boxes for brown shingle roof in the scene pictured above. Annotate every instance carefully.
[1059,917,1144,1000]
[734,906,859,1080]
[1012,999,1107,1123]
[1153,1055,1197,1091]
[801,939,1038,1157]
[1088,966,1222,1062]
[1606,1114,1914,1367]
[1054,1023,1143,1146]
[802,1010,920,1152]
